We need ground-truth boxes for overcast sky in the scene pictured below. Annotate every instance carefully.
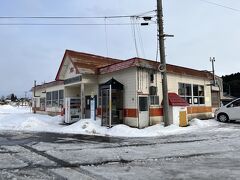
[0,0,239,97]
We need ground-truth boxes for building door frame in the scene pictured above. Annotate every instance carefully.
[138,95,149,128]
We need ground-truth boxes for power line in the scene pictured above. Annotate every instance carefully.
[198,0,240,12]
[0,10,156,19]
[0,22,156,26]
[0,15,133,19]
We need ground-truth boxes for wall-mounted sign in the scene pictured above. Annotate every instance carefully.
[64,75,82,85]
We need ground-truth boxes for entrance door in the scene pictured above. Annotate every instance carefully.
[138,96,149,128]
[85,95,97,119]
[40,98,45,111]
[85,96,91,118]
[101,89,110,126]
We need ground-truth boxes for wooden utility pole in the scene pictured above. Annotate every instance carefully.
[157,0,170,126]
[33,80,37,114]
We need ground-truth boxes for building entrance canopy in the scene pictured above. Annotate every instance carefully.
[99,78,124,127]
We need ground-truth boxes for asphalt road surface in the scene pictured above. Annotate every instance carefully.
[0,121,240,180]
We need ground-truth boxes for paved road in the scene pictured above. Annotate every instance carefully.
[0,122,240,180]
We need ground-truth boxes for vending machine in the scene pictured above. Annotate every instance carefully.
[64,97,81,124]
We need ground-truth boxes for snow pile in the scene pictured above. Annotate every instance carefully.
[0,105,30,114]
[0,105,222,137]
[61,119,107,135]
[107,124,188,137]
[189,118,219,128]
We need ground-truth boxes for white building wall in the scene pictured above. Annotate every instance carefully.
[33,84,64,114]
[167,73,212,106]
[99,67,137,109]
[99,67,138,127]
[46,85,64,92]
[136,68,162,98]
[65,86,80,98]
[45,85,64,113]
[84,84,98,96]
[33,89,44,108]
[65,63,77,79]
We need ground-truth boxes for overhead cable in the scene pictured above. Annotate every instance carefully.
[0,10,156,19]
[198,0,240,12]
[0,23,156,26]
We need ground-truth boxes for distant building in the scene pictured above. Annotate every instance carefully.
[32,50,222,128]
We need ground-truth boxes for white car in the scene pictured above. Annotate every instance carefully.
[215,98,240,122]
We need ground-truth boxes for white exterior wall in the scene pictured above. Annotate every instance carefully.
[99,67,137,109]
[167,73,212,106]
[136,68,162,95]
[65,63,77,79]
[65,86,80,98]
[99,67,137,127]
[84,84,98,96]
[45,85,64,113]
[33,89,44,108]
[32,84,64,114]
[137,68,163,126]
[169,106,188,126]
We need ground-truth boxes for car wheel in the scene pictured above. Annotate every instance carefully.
[217,113,229,123]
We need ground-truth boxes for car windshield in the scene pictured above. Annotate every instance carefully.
[227,99,240,108]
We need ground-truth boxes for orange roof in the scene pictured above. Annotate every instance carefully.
[55,50,122,80]
[35,51,215,91]
[99,57,213,79]
[167,93,189,106]
[31,80,64,91]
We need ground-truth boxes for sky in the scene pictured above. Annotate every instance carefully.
[0,0,240,97]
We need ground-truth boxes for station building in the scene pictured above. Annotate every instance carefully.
[32,50,222,128]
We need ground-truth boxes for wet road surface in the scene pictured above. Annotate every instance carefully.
[0,121,240,180]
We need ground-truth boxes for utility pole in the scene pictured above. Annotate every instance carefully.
[210,57,216,86]
[33,80,39,114]
[210,57,221,107]
[157,0,170,126]
[33,80,37,113]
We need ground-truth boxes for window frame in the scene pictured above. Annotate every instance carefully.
[178,83,193,104]
[178,83,205,105]
[149,95,160,106]
[59,90,64,107]
[46,90,64,108]
[46,92,52,107]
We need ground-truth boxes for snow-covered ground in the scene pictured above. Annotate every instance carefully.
[0,105,221,137]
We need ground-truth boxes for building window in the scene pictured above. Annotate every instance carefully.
[150,95,159,105]
[46,90,64,107]
[150,73,154,83]
[52,91,59,107]
[46,92,52,107]
[178,83,205,105]
[40,98,45,111]
[59,90,64,107]
[178,83,192,104]
[149,86,159,105]
[193,85,205,105]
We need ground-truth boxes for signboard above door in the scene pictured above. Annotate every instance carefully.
[64,75,82,85]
